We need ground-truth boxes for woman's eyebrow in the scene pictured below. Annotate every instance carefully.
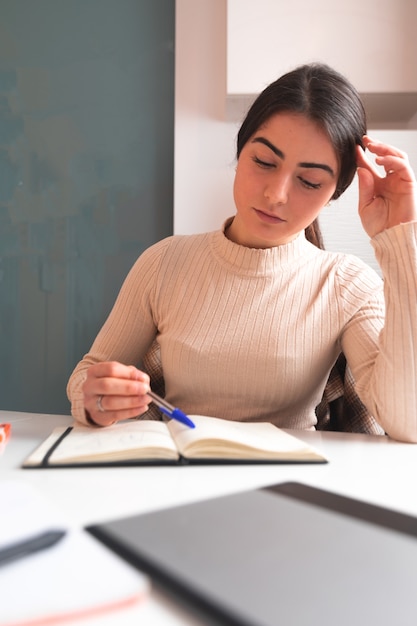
[252,137,285,159]
[252,136,335,177]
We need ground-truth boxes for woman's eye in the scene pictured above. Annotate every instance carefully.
[253,156,274,169]
[299,177,322,190]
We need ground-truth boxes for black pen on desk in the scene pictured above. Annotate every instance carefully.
[147,390,195,429]
[0,529,66,568]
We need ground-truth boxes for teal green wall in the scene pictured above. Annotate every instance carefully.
[0,0,175,414]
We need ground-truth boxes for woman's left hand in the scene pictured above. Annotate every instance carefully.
[356,135,417,238]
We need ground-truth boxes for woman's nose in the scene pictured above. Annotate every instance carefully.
[264,173,289,205]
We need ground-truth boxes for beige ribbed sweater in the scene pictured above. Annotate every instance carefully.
[67,220,417,441]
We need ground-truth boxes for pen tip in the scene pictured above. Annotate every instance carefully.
[173,409,195,429]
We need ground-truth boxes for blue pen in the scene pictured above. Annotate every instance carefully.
[147,390,195,429]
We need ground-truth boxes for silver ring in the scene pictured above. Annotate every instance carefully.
[96,395,105,412]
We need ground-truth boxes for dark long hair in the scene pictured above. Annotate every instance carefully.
[305,220,324,249]
[236,63,367,250]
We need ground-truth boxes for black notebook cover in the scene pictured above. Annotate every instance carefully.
[86,482,417,626]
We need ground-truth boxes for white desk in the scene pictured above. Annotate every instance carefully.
[2,410,417,625]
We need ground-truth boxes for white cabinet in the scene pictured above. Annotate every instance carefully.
[227,0,417,127]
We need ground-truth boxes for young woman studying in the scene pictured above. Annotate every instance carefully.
[67,63,417,442]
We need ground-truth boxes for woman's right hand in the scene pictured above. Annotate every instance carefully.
[82,361,151,427]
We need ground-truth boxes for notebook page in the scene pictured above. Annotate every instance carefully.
[24,420,179,465]
[168,414,321,458]
[0,481,149,625]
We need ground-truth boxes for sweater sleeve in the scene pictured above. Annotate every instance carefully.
[343,222,417,442]
[66,238,170,424]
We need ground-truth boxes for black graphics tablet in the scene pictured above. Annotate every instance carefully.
[87,482,417,626]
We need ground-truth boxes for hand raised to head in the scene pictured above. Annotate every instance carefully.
[356,136,417,238]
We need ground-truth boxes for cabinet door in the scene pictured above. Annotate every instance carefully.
[227,0,417,94]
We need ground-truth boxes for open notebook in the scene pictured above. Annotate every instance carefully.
[22,415,327,467]
[0,481,150,626]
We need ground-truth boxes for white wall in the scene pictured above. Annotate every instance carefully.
[175,0,417,274]
[175,0,236,235]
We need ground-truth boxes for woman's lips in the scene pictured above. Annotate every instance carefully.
[254,208,286,224]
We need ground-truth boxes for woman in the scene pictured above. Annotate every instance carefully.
[67,63,417,442]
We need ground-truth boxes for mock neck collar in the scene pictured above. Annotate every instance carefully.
[208,217,319,276]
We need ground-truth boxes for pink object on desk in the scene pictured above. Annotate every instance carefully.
[0,423,11,453]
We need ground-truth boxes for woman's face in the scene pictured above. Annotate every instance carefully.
[229,112,339,248]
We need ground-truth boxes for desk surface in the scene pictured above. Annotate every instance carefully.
[2,410,417,625]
